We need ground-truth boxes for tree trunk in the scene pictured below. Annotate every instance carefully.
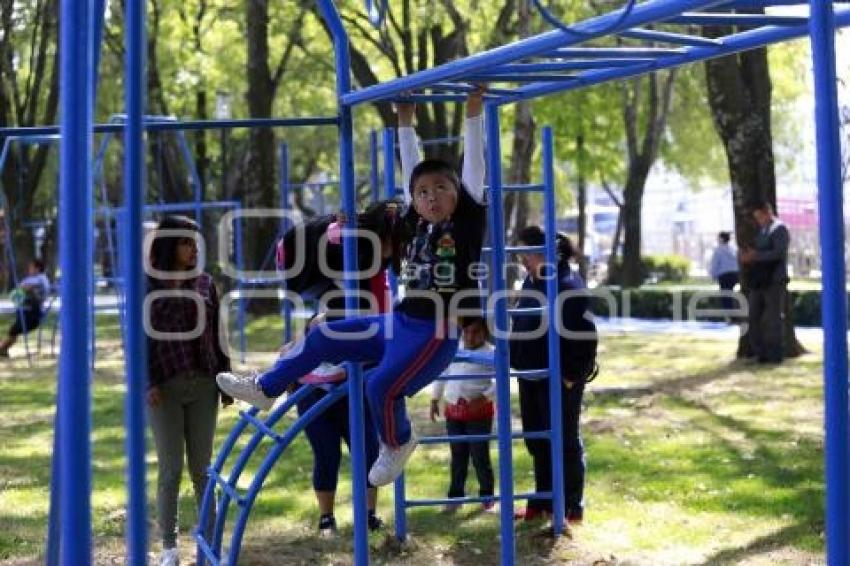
[619,71,676,288]
[703,19,804,358]
[576,134,588,280]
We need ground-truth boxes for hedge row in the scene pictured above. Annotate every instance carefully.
[588,287,827,327]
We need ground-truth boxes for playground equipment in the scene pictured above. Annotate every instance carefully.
[33,0,850,564]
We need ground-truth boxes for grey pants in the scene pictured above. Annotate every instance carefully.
[148,371,219,549]
[747,282,787,362]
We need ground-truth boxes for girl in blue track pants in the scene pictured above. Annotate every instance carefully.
[218,90,487,486]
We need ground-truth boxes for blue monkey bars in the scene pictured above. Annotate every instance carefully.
[50,0,849,565]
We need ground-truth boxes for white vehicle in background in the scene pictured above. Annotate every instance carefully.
[558,205,620,285]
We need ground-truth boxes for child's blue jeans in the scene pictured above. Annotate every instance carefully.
[259,311,458,447]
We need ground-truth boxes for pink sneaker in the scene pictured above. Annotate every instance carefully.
[298,363,347,385]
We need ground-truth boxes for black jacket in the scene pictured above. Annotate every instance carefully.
[509,265,597,380]
[750,220,790,288]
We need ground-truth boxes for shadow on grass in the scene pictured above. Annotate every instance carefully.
[700,522,823,565]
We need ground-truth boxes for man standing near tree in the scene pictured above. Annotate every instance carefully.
[740,202,790,364]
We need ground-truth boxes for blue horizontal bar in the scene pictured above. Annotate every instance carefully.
[97,200,241,216]
[419,430,551,445]
[493,61,655,72]
[506,307,545,316]
[482,245,545,254]
[465,73,576,83]
[618,28,723,47]
[510,7,850,103]
[239,411,284,443]
[503,183,545,192]
[211,469,245,507]
[340,0,723,106]
[435,372,495,381]
[431,82,518,96]
[0,116,339,137]
[550,46,685,58]
[511,369,551,380]
[386,94,469,103]
[1,134,61,144]
[405,491,552,508]
[664,13,808,26]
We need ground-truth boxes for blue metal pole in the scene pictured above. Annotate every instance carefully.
[485,103,515,566]
[314,2,369,564]
[379,125,408,541]
[542,126,565,535]
[369,130,379,202]
[234,204,247,362]
[809,2,849,564]
[58,0,93,562]
[45,413,60,566]
[279,143,293,344]
[124,0,148,560]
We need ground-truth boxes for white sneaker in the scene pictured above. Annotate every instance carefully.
[216,370,274,411]
[159,547,179,566]
[368,431,419,486]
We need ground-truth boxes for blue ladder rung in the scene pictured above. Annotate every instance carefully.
[510,369,550,380]
[404,491,552,508]
[436,372,495,381]
[482,245,545,254]
[419,430,550,445]
[210,468,245,507]
[239,410,285,443]
[502,183,545,192]
[194,530,222,565]
[506,307,545,316]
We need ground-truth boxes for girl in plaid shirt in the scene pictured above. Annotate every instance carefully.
[146,216,231,566]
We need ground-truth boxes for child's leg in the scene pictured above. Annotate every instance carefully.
[259,314,386,397]
[365,314,459,448]
[445,419,470,498]
[466,418,495,497]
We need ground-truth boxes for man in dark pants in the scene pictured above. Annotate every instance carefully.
[741,202,790,364]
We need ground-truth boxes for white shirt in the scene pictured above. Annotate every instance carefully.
[398,113,486,206]
[708,243,738,279]
[432,342,495,404]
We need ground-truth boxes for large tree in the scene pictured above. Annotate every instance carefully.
[703,18,804,358]
[0,0,59,285]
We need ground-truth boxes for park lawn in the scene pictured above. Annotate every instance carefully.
[0,314,826,565]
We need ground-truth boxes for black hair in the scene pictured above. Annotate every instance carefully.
[517,225,578,266]
[30,258,45,272]
[751,201,774,214]
[460,314,489,333]
[149,215,200,273]
[718,231,731,243]
[356,198,406,274]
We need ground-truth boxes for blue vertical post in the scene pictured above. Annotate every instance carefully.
[542,126,565,534]
[124,0,148,561]
[279,143,293,344]
[58,0,93,563]
[809,2,849,565]
[381,125,409,541]
[314,3,370,564]
[485,103,515,566]
[234,205,247,361]
[369,130,380,202]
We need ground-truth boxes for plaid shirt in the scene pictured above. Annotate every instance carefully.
[146,273,230,389]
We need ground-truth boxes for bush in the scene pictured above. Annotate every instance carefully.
[587,287,832,327]
[606,254,691,285]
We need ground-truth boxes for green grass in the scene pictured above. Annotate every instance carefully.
[0,314,827,565]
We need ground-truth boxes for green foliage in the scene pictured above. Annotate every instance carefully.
[607,253,691,285]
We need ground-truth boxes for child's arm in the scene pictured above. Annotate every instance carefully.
[462,88,486,205]
[397,101,420,206]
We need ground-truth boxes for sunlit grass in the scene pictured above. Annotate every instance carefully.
[0,315,827,564]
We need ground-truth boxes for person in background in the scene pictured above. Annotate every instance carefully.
[740,202,790,363]
[708,231,739,314]
[146,216,231,566]
[430,316,495,513]
[0,258,50,358]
